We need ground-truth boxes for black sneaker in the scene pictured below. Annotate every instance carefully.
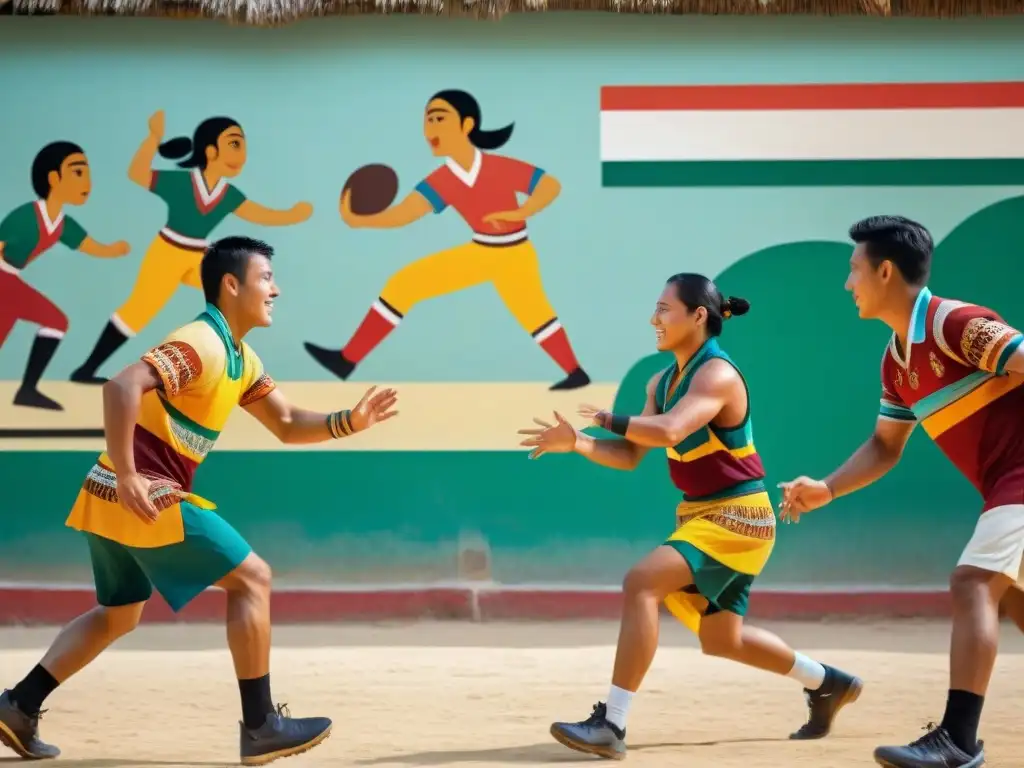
[239,704,332,766]
[550,702,626,760]
[874,724,985,767]
[0,689,61,759]
[303,343,356,381]
[550,367,591,391]
[790,665,864,740]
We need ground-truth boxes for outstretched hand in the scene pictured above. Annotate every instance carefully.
[517,411,578,459]
[349,386,399,432]
[776,476,833,524]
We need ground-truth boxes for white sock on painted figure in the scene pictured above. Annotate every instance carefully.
[605,685,633,730]
[787,652,827,690]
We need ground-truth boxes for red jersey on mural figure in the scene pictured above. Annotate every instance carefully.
[0,142,130,412]
[303,89,591,391]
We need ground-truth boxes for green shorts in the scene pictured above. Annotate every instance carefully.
[85,501,252,613]
[667,540,755,618]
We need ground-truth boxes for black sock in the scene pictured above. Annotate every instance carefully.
[77,321,129,375]
[239,674,274,730]
[10,665,59,715]
[19,335,60,392]
[940,689,984,754]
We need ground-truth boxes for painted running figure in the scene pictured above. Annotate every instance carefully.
[304,89,590,391]
[0,236,398,765]
[519,273,862,761]
[780,215,1024,768]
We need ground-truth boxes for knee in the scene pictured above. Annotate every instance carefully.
[99,602,145,638]
[949,566,994,607]
[230,554,273,599]
[622,566,658,601]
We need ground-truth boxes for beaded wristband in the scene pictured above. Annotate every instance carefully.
[326,409,354,439]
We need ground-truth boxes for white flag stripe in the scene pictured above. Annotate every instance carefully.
[600,108,1024,162]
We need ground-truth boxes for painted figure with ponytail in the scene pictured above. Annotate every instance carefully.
[518,274,863,760]
[71,111,313,384]
[304,89,590,390]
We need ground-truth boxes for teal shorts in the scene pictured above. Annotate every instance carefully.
[666,540,755,618]
[85,501,252,613]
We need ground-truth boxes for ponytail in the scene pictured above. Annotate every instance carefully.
[469,122,514,151]
[157,116,241,171]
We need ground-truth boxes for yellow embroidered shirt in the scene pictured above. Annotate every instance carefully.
[65,305,276,548]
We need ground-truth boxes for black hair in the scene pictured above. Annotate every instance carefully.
[848,215,933,286]
[158,116,242,170]
[31,141,85,198]
[666,272,750,338]
[201,235,273,306]
[429,89,514,151]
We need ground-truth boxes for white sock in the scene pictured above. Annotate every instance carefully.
[787,652,827,691]
[605,685,633,731]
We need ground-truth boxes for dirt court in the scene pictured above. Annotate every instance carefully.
[2,619,1023,767]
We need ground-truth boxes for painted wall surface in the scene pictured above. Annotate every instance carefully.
[2,15,1024,591]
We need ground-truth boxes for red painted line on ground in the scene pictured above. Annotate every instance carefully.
[0,586,950,625]
[599,82,1024,111]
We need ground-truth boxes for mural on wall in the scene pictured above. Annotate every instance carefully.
[0,142,131,412]
[303,89,592,391]
[68,110,314,387]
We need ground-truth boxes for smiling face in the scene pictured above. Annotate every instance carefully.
[423,98,472,158]
[50,153,92,205]
[220,252,278,329]
[205,126,247,178]
[651,282,705,352]
[845,244,893,320]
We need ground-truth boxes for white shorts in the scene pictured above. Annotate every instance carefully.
[958,504,1024,584]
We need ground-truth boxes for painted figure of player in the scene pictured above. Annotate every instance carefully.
[0,236,398,765]
[304,89,590,391]
[70,110,314,385]
[519,273,862,760]
[779,215,1024,768]
[0,141,130,411]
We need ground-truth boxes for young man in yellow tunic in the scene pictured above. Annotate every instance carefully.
[0,235,398,765]
[519,274,862,760]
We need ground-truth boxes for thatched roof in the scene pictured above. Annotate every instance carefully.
[2,0,1023,24]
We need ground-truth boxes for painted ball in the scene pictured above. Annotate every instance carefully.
[342,163,399,216]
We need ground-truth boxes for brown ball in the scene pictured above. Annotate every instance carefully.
[342,163,399,216]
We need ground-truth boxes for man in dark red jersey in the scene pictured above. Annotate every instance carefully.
[780,215,1024,768]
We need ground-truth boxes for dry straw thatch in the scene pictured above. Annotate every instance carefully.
[2,0,1023,25]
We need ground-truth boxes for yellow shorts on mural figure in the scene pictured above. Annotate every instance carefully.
[379,239,558,334]
[114,235,205,334]
[662,490,776,634]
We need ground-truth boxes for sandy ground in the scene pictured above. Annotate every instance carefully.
[2,619,1023,767]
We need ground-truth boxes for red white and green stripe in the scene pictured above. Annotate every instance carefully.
[600,82,1024,187]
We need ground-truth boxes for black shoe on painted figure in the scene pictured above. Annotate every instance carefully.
[549,702,626,761]
[790,665,864,740]
[239,704,332,766]
[0,689,61,760]
[874,725,985,768]
[303,342,356,381]
[550,367,591,391]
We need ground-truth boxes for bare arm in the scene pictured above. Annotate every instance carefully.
[244,385,398,444]
[103,362,162,474]
[516,173,561,219]
[341,190,433,230]
[128,131,161,189]
[573,373,661,471]
[78,236,130,258]
[824,418,915,500]
[235,199,313,227]
[595,360,737,449]
[243,388,341,445]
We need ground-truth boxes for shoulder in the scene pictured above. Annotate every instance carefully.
[142,321,222,396]
[693,356,741,391]
[646,368,669,396]
[0,202,35,225]
[164,321,225,370]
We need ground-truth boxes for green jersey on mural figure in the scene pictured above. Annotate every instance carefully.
[518,273,863,761]
[70,110,314,386]
[0,141,130,412]
[303,89,591,391]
